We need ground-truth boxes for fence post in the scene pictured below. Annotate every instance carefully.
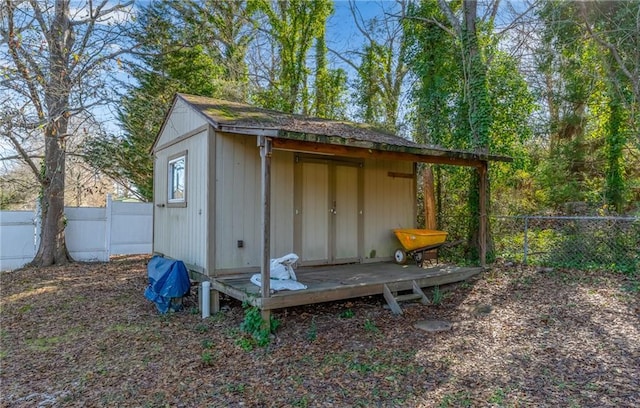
[523,216,529,265]
[105,194,112,261]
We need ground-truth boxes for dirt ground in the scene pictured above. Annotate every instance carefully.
[1,256,638,407]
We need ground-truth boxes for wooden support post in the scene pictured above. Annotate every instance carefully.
[423,165,437,230]
[383,284,403,315]
[412,280,430,305]
[259,136,272,324]
[478,161,488,267]
[211,289,220,313]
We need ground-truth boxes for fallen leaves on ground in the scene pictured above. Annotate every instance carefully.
[1,256,638,407]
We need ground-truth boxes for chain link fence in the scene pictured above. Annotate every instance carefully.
[493,216,640,274]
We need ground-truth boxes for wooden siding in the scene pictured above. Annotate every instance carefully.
[271,150,295,259]
[363,158,415,261]
[334,164,359,261]
[154,98,208,151]
[153,129,209,270]
[215,133,294,271]
[300,161,330,263]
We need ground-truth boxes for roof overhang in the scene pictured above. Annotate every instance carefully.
[217,124,511,168]
[153,93,513,167]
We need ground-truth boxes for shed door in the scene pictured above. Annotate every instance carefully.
[299,161,330,264]
[295,157,361,265]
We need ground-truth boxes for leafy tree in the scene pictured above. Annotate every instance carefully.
[2,0,134,266]
[85,0,252,201]
[340,0,409,133]
[405,0,537,260]
[250,0,335,114]
[534,0,639,213]
[312,25,347,119]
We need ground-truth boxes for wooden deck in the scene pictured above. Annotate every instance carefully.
[211,262,482,311]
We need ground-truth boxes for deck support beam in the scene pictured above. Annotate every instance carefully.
[259,136,273,323]
[478,162,488,267]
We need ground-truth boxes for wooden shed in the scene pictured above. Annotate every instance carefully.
[151,93,508,316]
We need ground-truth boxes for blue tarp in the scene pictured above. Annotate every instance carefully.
[144,255,191,314]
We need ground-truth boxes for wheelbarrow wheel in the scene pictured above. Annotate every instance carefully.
[394,249,408,265]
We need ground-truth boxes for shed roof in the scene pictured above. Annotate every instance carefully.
[166,93,510,166]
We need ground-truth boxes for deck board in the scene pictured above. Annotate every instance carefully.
[211,262,482,310]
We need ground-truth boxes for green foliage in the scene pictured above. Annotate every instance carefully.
[306,318,317,342]
[201,350,214,365]
[431,286,443,305]
[363,319,379,333]
[604,82,628,213]
[533,0,640,214]
[404,1,537,261]
[84,0,252,200]
[494,218,639,274]
[312,24,347,119]
[250,0,334,114]
[195,323,209,334]
[354,43,396,130]
[239,303,280,349]
[339,308,355,319]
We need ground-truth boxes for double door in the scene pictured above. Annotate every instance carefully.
[294,157,362,265]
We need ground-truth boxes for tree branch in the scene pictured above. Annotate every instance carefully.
[437,0,462,37]
[5,126,42,183]
[578,2,639,102]
[6,0,45,120]
[403,14,457,38]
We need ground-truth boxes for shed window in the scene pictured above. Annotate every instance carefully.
[168,152,187,207]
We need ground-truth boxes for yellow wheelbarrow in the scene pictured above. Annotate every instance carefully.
[393,229,448,266]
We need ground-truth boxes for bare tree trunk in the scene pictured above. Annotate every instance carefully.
[32,0,74,266]
[33,134,69,266]
[4,0,134,266]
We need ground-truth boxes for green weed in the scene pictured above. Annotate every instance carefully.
[239,303,280,348]
[292,395,310,407]
[439,391,472,407]
[195,323,209,334]
[339,308,355,318]
[364,319,379,332]
[431,286,443,305]
[26,336,62,352]
[488,387,506,405]
[201,351,214,365]
[225,383,246,394]
[235,337,254,352]
[306,318,317,342]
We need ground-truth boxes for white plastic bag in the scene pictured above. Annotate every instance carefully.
[270,253,299,280]
[250,274,307,291]
[250,253,306,291]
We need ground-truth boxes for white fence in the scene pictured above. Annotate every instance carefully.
[0,196,153,271]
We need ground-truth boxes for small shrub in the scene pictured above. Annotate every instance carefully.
[339,309,355,318]
[239,303,280,349]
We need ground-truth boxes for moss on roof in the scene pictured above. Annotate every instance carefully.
[176,93,511,163]
[178,93,416,147]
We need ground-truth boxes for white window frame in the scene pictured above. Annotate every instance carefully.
[167,151,187,207]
